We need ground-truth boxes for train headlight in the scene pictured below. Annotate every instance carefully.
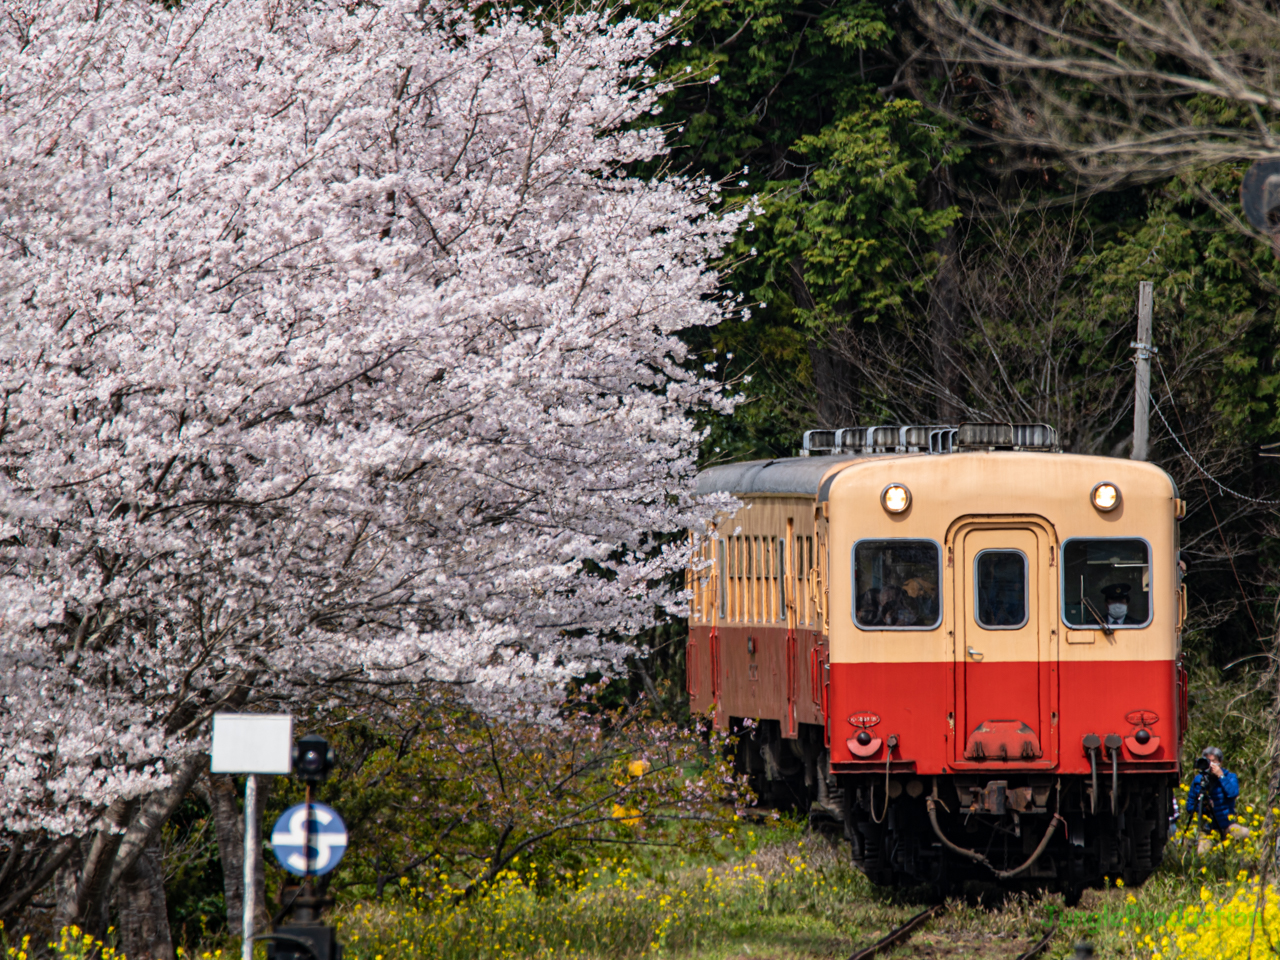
[1091,481,1120,512]
[881,483,911,513]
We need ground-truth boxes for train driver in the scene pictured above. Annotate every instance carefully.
[1098,583,1142,626]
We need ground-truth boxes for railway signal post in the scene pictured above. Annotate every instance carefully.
[264,735,344,960]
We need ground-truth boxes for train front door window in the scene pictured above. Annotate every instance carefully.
[851,539,941,629]
[954,523,1056,767]
[974,550,1028,629]
[1061,538,1151,628]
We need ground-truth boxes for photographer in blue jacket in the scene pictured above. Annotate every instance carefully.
[1185,746,1247,853]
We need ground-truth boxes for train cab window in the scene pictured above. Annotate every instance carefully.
[853,540,941,629]
[1062,538,1151,628]
[975,550,1028,628]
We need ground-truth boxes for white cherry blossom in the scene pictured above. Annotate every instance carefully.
[0,0,739,835]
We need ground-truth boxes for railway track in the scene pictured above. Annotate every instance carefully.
[846,904,1058,960]
[846,905,946,960]
[1014,925,1058,960]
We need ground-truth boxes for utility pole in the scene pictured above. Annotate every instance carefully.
[1131,281,1156,461]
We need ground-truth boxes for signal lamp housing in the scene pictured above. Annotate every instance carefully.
[292,734,337,784]
[1091,481,1120,512]
[881,483,911,514]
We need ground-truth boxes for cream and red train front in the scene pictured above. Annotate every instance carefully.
[825,452,1183,781]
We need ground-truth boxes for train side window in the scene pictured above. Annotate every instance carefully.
[852,539,941,629]
[717,539,726,620]
[727,537,738,621]
[690,538,706,622]
[1062,538,1151,628]
[805,536,814,624]
[777,537,787,621]
[792,536,801,621]
[974,550,1028,629]
[749,536,757,621]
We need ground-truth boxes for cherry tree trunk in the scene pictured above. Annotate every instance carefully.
[204,774,270,933]
[115,842,174,960]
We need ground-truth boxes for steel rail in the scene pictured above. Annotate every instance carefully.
[846,904,946,960]
[846,909,1056,960]
[1014,924,1058,960]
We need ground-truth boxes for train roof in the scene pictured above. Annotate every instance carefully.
[695,455,885,499]
[698,449,1179,504]
[697,423,1067,502]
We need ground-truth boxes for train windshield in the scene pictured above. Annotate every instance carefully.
[975,550,1028,628]
[1062,538,1151,627]
[853,540,941,628]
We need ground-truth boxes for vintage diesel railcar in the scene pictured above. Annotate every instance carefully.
[688,423,1186,897]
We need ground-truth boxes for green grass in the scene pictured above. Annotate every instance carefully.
[329,824,903,960]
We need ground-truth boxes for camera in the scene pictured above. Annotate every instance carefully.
[1195,756,1212,774]
[292,734,336,784]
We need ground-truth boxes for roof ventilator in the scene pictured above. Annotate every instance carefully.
[801,425,958,456]
[953,422,1059,452]
[801,422,1057,456]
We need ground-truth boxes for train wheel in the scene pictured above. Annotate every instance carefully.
[853,820,894,886]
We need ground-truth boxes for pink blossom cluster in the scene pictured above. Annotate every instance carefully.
[0,0,740,832]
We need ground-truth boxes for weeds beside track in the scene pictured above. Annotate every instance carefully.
[166,807,1280,959]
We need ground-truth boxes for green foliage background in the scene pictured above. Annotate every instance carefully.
[630,0,1280,664]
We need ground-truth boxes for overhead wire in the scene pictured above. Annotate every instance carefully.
[1150,400,1280,505]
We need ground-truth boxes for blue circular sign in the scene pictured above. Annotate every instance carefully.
[269,802,348,876]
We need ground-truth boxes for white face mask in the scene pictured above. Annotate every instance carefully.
[1107,602,1128,620]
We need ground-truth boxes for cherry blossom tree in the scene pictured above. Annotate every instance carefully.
[0,0,741,927]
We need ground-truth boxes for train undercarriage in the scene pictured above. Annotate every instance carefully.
[733,719,1176,901]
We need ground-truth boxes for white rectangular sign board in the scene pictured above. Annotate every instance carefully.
[211,713,293,774]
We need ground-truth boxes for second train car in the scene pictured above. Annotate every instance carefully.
[688,423,1186,898]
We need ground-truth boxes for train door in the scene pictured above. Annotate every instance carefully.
[950,517,1059,770]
